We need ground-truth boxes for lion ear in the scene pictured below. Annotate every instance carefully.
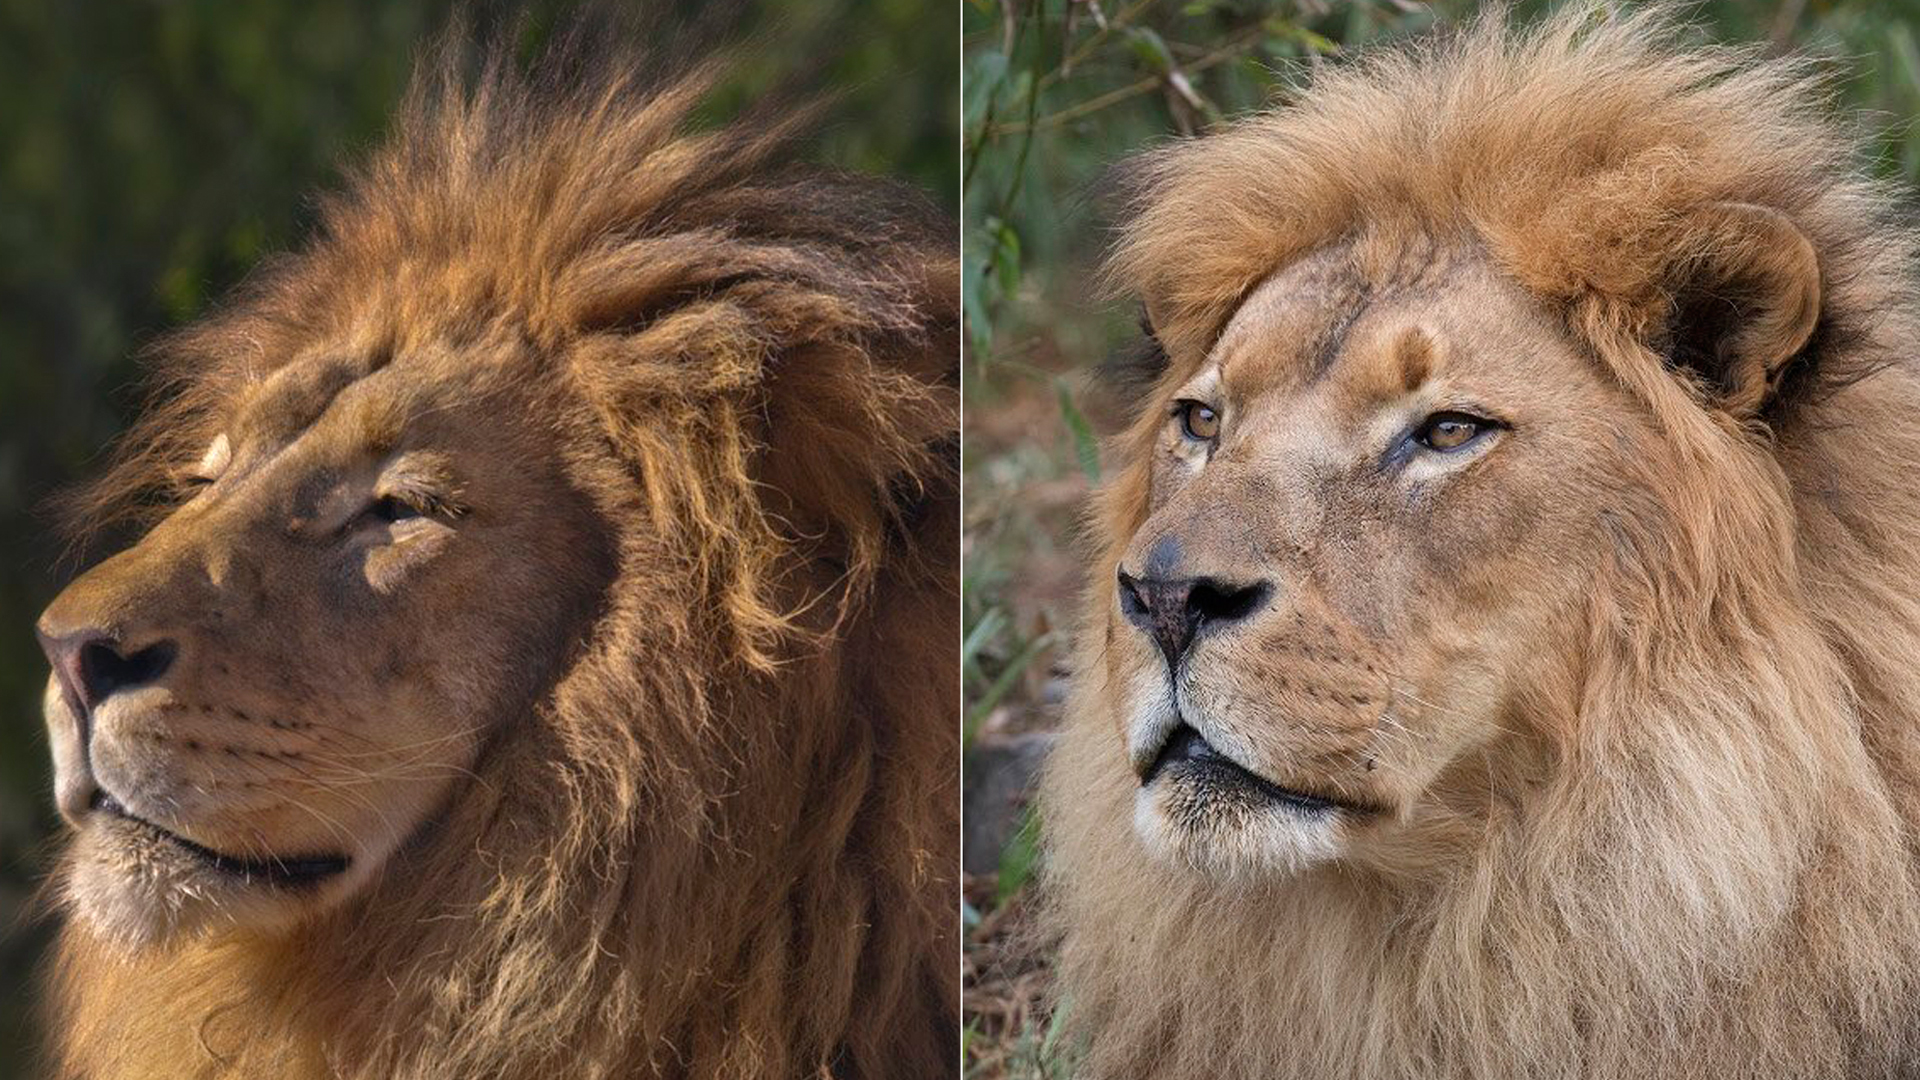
[1660,201,1821,417]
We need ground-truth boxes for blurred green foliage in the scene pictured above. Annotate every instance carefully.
[0,1,954,1073]
[960,2,1920,1074]
[963,0,1920,379]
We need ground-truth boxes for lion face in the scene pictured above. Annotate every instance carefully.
[1114,242,1659,879]
[37,345,613,947]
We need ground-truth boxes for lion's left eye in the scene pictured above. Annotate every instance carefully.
[1413,411,1495,452]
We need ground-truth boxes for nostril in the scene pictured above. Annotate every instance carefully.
[77,639,177,704]
[1188,578,1272,626]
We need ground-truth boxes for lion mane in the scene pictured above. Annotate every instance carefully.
[45,31,957,1080]
[1046,8,1920,1079]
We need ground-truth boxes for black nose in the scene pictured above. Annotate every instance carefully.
[1117,569,1272,667]
[37,630,178,711]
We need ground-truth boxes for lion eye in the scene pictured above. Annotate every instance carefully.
[1175,400,1220,442]
[1413,411,1492,452]
[367,494,423,524]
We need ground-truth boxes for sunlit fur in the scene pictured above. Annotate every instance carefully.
[45,35,958,1080]
[1046,7,1920,1078]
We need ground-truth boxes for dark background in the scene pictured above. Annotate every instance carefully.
[0,1,956,1072]
[959,1,1920,1075]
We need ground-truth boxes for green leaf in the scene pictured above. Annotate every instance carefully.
[1038,995,1072,1058]
[1054,380,1100,481]
[1124,27,1177,75]
[995,803,1042,905]
[964,629,1059,743]
[1265,16,1340,56]
[962,607,1008,704]
[964,48,1010,132]
[990,218,1022,296]
[962,250,994,358]
[1891,24,1920,99]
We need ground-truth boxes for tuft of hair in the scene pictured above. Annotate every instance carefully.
[1051,6,1920,1079]
[47,20,957,1080]
[1101,3,1910,422]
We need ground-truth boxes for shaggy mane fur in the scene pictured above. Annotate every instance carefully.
[47,28,957,1080]
[1048,7,1920,1078]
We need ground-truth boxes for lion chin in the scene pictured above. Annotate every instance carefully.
[1048,8,1920,1080]
[1130,782,1344,880]
[1127,704,1349,880]
[60,812,352,951]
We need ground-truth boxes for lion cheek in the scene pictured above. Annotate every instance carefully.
[358,525,453,595]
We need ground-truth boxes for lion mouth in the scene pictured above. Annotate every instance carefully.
[1141,723,1353,815]
[90,790,350,887]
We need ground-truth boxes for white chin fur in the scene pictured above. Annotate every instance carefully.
[62,825,341,952]
[1133,783,1345,880]
[65,829,236,950]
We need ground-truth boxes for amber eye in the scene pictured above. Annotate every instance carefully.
[1176,400,1220,442]
[1413,411,1492,452]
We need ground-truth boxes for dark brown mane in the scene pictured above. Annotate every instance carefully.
[50,23,957,1080]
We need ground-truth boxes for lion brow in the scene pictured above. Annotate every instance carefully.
[233,357,407,450]
[1303,287,1373,385]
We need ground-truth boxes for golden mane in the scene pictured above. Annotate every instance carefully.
[1047,7,1920,1078]
[47,28,957,1080]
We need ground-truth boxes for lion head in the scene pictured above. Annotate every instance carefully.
[37,35,957,1080]
[1047,9,1920,1078]
[39,351,613,946]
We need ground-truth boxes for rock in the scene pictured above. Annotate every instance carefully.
[963,731,1056,876]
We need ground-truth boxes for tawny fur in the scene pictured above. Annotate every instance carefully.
[45,35,958,1080]
[1047,8,1920,1078]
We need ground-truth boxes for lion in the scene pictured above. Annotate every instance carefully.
[1043,8,1920,1079]
[31,29,957,1080]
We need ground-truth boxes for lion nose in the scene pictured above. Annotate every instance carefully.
[36,627,178,711]
[1116,569,1273,667]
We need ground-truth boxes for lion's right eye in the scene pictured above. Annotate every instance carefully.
[1175,400,1220,442]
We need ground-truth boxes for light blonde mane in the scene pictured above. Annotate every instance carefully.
[1047,8,1920,1078]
